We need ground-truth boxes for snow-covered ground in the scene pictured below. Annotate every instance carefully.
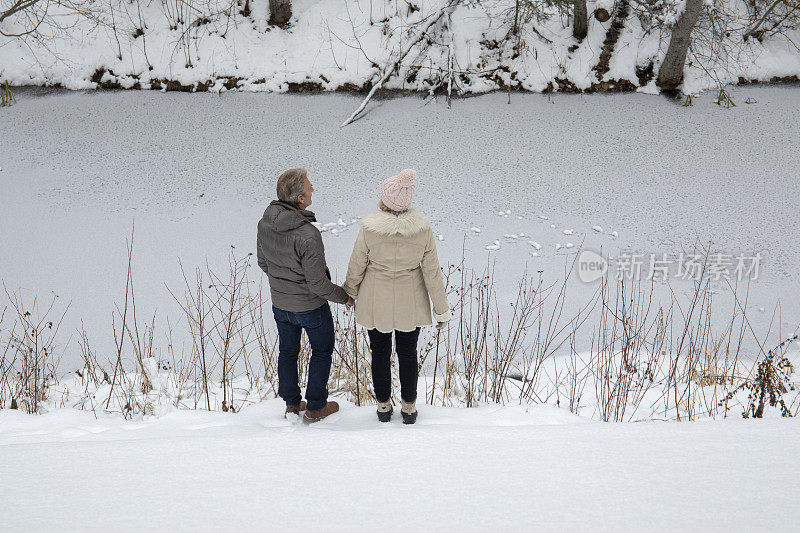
[1,85,799,370]
[2,399,800,531]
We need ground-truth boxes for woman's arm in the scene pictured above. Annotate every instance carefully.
[343,227,369,298]
[420,228,452,322]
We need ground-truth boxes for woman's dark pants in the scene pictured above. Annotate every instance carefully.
[367,327,421,403]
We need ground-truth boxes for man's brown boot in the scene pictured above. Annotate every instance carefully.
[285,401,307,418]
[303,401,339,423]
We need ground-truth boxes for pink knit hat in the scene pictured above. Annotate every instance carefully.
[381,169,416,212]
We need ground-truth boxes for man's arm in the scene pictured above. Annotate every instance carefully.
[256,230,269,275]
[299,232,349,304]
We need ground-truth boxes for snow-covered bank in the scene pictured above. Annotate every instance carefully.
[1,0,799,94]
[2,399,799,531]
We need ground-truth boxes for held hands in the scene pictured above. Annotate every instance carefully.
[346,296,355,309]
[436,320,448,331]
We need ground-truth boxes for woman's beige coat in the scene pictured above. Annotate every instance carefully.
[344,208,451,333]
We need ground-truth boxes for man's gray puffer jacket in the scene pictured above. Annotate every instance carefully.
[257,200,348,312]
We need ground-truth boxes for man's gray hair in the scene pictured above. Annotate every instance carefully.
[277,168,308,205]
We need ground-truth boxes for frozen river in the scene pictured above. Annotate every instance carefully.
[1,85,799,368]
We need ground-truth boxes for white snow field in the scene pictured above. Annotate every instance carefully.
[2,400,800,531]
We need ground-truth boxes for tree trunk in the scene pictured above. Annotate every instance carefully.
[269,0,292,25]
[573,0,589,40]
[656,0,704,92]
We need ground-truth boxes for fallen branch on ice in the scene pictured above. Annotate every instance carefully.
[341,0,459,127]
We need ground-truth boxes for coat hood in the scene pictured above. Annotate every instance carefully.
[262,200,316,232]
[361,208,429,236]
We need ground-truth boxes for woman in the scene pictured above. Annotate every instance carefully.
[344,169,451,424]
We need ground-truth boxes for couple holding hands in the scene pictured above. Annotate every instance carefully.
[257,168,451,424]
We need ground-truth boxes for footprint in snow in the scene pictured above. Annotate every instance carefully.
[550,224,556,229]
[565,243,574,249]
[610,231,618,238]
[528,241,542,250]
[563,229,573,235]
[538,215,549,220]
[486,240,501,251]
[470,227,481,233]
[321,222,338,232]
[592,225,603,233]
[555,243,562,250]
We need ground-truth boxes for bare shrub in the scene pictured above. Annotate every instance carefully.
[720,333,797,418]
[170,249,256,412]
[1,286,68,413]
[2,237,796,423]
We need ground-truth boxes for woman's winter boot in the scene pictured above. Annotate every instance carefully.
[377,401,393,422]
[401,399,417,424]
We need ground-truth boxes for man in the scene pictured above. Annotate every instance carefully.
[257,168,353,423]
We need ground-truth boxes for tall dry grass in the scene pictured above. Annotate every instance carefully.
[0,241,797,421]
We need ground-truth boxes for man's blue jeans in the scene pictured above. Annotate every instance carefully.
[272,302,335,411]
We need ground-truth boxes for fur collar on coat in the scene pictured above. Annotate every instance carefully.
[360,208,430,236]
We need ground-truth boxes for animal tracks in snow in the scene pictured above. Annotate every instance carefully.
[314,209,621,258]
[471,209,622,256]
[313,216,362,236]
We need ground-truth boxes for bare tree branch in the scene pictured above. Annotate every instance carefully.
[744,0,793,39]
[0,0,43,24]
